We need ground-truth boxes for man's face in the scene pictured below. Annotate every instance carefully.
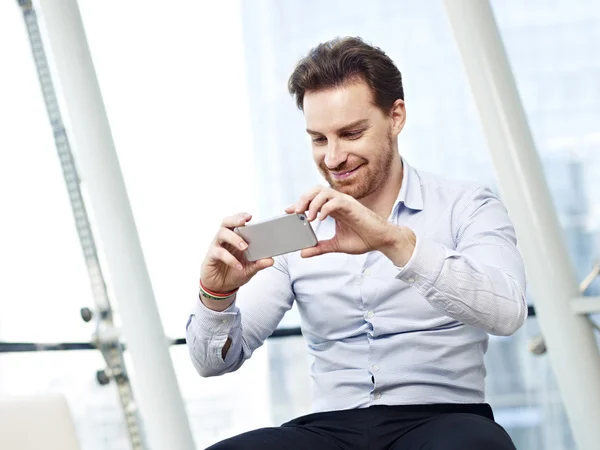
[303,80,403,200]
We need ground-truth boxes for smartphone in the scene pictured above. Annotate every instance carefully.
[234,213,318,262]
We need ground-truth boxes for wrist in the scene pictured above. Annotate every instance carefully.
[199,291,236,312]
[379,225,416,267]
[200,279,238,298]
[199,279,238,312]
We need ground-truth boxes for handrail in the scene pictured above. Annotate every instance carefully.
[0,306,538,354]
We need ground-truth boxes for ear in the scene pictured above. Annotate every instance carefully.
[389,99,406,138]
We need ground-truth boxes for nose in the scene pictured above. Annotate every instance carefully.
[324,140,347,170]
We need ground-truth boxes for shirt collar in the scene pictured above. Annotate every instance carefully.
[394,157,424,212]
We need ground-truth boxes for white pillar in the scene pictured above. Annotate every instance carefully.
[443,1,600,449]
[36,1,196,449]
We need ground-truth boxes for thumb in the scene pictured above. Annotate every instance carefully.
[300,239,337,258]
[248,257,274,273]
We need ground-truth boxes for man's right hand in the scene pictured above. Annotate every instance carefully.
[199,212,274,311]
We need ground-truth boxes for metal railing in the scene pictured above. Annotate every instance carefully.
[0,306,540,354]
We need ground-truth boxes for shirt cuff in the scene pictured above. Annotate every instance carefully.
[190,297,242,365]
[193,296,240,332]
[395,235,446,295]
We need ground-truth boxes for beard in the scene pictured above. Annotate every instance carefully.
[318,132,395,200]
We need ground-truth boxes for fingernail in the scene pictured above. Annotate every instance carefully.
[236,264,243,270]
[239,242,247,249]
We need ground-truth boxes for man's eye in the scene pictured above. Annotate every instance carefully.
[312,137,327,144]
[344,131,363,139]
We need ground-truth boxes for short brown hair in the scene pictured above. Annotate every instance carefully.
[288,36,404,112]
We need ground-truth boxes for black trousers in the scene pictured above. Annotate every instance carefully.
[206,403,516,450]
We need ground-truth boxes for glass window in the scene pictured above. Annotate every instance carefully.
[1,1,599,449]
[243,1,600,448]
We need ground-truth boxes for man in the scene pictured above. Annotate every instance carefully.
[186,37,526,450]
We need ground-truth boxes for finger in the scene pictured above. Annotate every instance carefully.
[318,196,346,221]
[306,189,336,221]
[284,204,296,214]
[221,212,252,229]
[248,257,274,273]
[300,239,338,258]
[293,185,326,214]
[210,246,243,271]
[216,227,248,251]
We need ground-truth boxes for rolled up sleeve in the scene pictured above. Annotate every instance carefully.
[186,255,295,377]
[396,186,527,336]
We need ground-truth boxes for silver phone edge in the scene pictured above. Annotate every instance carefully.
[239,217,318,262]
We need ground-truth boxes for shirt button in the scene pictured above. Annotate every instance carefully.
[374,391,382,400]
[366,311,374,319]
[372,364,380,372]
[363,269,371,276]
[221,319,229,324]
[407,277,415,283]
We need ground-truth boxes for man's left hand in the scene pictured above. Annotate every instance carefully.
[285,186,416,265]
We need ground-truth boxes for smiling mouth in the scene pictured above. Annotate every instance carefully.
[331,165,363,180]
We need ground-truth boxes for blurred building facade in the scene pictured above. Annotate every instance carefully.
[240,1,600,449]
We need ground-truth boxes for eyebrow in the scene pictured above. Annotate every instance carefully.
[306,119,370,136]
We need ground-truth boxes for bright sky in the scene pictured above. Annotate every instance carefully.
[0,0,257,342]
[0,3,275,445]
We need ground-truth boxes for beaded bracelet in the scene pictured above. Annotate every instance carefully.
[199,279,238,301]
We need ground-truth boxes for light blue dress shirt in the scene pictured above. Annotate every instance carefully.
[186,159,527,413]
